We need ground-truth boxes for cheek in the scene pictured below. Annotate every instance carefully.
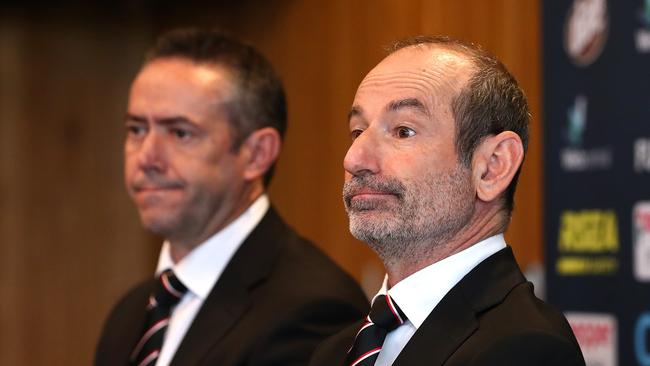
[188,150,239,186]
[384,147,426,173]
[386,146,458,181]
[420,138,458,167]
[123,154,137,182]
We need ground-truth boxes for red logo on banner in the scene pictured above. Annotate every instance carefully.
[566,312,617,366]
[564,0,609,66]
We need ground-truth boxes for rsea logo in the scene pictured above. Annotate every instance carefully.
[556,209,619,275]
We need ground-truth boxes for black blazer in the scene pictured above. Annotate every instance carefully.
[95,208,368,366]
[309,247,585,366]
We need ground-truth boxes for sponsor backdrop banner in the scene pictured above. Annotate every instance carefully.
[543,0,650,365]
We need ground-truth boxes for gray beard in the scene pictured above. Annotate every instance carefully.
[343,166,475,267]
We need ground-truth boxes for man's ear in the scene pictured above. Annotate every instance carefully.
[471,131,524,203]
[240,127,281,182]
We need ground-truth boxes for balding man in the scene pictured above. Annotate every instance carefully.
[310,36,584,366]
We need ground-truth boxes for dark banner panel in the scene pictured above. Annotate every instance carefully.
[543,0,650,365]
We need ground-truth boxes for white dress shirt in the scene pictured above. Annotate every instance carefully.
[153,194,269,366]
[374,234,507,366]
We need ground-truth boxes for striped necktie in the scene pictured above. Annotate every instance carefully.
[344,294,407,366]
[130,269,188,366]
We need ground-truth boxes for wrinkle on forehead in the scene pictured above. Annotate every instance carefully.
[359,70,457,100]
[360,47,475,98]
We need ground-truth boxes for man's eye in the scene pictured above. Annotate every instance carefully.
[171,128,192,139]
[396,126,415,138]
[350,129,363,140]
[126,125,147,137]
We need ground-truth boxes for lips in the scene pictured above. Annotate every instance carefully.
[131,179,184,193]
[134,185,182,192]
[343,176,405,211]
[347,189,396,199]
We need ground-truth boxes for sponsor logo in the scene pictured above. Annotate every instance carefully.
[564,0,609,66]
[636,0,650,52]
[635,313,650,366]
[633,202,650,281]
[566,95,588,147]
[561,95,613,171]
[557,209,619,275]
[566,312,617,366]
[635,138,650,172]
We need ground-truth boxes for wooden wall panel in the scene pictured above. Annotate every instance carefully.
[0,1,543,364]
[0,17,157,365]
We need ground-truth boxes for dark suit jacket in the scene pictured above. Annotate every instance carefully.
[96,208,368,366]
[309,247,585,366]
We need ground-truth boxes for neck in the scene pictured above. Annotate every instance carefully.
[168,183,265,263]
[385,201,506,287]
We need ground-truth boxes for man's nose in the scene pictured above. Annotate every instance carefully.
[137,130,166,172]
[343,130,380,177]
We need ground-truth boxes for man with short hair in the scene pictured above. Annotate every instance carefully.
[95,29,367,366]
[309,36,585,366]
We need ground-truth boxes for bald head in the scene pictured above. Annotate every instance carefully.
[366,44,476,93]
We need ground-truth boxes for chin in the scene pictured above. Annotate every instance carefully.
[348,208,392,223]
[138,212,180,237]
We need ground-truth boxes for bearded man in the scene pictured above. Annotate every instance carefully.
[309,36,585,366]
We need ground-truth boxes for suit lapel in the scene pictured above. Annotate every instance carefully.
[97,280,154,366]
[169,270,252,365]
[169,208,285,366]
[393,247,526,366]
[393,287,478,366]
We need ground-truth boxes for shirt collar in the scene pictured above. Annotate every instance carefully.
[374,234,507,329]
[155,194,270,299]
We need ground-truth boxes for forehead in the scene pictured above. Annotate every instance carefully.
[354,46,474,112]
[132,58,235,103]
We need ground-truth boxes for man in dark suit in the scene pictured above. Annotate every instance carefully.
[95,29,368,366]
[309,36,585,366]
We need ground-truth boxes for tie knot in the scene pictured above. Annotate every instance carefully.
[369,294,406,331]
[150,269,188,309]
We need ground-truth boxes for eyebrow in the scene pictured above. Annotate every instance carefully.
[124,113,195,126]
[347,97,430,123]
[386,98,429,116]
[348,106,363,122]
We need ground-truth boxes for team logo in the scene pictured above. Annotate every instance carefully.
[564,0,609,66]
[633,202,650,281]
[561,95,613,171]
[566,312,617,366]
[636,0,650,52]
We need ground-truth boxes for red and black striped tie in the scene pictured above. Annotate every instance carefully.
[344,294,407,366]
[130,269,188,366]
